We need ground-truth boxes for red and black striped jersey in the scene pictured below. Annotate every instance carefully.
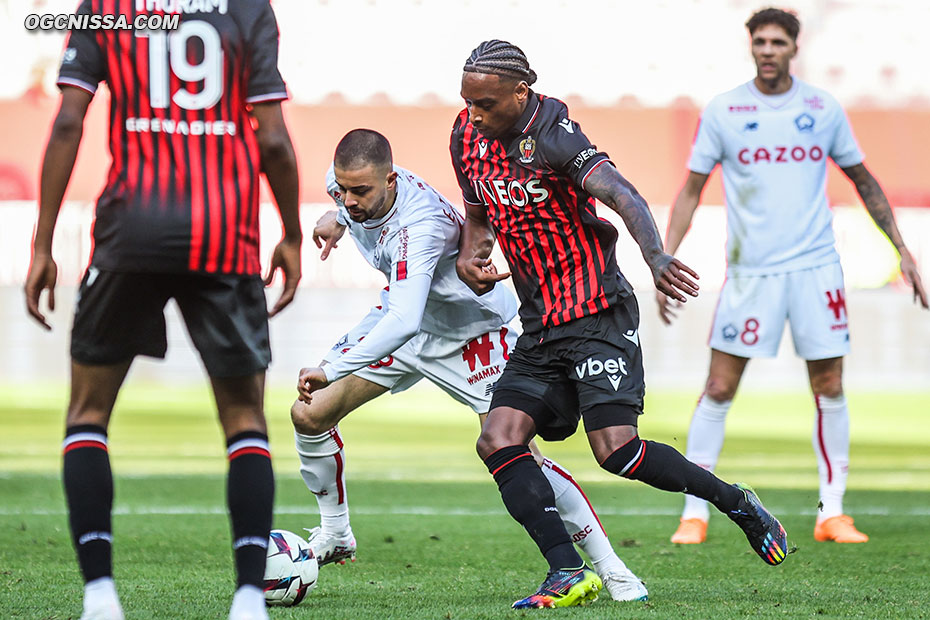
[450,92,633,333]
[57,0,288,275]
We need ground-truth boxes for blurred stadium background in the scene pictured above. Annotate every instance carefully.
[0,0,926,392]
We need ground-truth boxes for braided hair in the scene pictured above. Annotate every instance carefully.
[463,40,537,85]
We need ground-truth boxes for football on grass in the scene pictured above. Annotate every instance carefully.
[263,529,319,606]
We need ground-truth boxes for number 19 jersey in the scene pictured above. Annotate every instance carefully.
[688,78,863,276]
[57,0,288,275]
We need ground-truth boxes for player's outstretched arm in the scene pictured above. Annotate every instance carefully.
[584,163,700,304]
[655,171,711,324]
[299,273,431,403]
[25,87,93,330]
[842,163,928,308]
[456,202,510,295]
[252,101,302,317]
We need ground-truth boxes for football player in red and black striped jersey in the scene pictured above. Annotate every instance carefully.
[24,2,300,618]
[451,40,789,608]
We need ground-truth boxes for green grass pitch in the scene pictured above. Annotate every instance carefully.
[1,383,929,619]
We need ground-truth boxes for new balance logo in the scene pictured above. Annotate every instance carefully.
[478,141,488,157]
[574,356,628,391]
[558,118,574,133]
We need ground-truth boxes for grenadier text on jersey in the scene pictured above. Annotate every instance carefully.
[58,0,288,274]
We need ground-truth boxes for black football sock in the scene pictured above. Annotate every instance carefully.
[62,424,114,583]
[484,445,582,572]
[601,436,743,513]
[227,431,275,588]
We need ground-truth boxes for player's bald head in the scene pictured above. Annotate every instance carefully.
[463,39,537,86]
[334,129,393,173]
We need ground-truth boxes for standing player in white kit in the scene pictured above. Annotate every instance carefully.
[658,8,927,545]
[291,129,647,601]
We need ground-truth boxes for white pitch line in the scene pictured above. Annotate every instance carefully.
[2,506,930,517]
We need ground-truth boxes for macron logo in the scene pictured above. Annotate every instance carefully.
[575,356,628,391]
[558,118,574,133]
[478,141,488,157]
[622,329,639,347]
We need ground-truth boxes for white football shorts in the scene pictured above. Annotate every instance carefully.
[323,316,517,413]
[708,261,850,360]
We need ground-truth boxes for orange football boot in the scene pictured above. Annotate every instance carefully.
[670,518,708,544]
[814,515,869,543]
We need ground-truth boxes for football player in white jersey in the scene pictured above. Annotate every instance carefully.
[658,8,927,545]
[290,129,647,601]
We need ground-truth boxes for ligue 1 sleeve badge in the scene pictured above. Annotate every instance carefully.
[519,136,536,164]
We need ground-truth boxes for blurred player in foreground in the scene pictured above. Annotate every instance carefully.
[660,8,927,546]
[451,40,789,610]
[291,129,648,602]
[23,2,301,619]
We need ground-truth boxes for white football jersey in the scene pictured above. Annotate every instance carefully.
[326,164,517,341]
[688,78,863,275]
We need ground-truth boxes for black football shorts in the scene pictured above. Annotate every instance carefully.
[489,294,645,441]
[70,268,271,378]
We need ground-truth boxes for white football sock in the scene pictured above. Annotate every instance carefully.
[295,428,350,534]
[541,458,630,574]
[228,585,268,620]
[813,394,850,521]
[681,395,732,522]
[82,577,123,620]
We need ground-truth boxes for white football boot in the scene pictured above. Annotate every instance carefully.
[599,567,648,602]
[228,585,269,620]
[80,600,124,620]
[306,526,357,566]
[80,578,124,620]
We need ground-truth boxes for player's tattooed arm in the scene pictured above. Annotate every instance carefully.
[842,163,928,308]
[456,202,510,295]
[843,163,906,250]
[584,163,700,303]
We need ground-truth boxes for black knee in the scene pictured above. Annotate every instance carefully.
[600,435,645,478]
